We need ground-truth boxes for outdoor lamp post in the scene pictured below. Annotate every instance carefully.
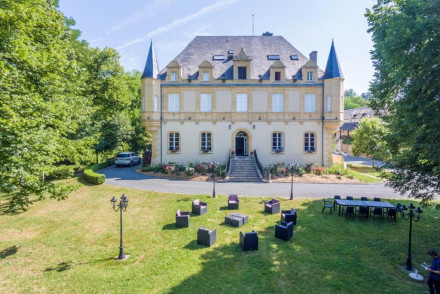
[403,203,423,270]
[288,163,298,200]
[110,194,129,260]
[210,161,219,198]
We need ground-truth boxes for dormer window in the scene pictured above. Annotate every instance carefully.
[202,72,209,81]
[238,67,247,80]
[307,72,314,81]
[275,72,281,81]
[290,55,299,60]
[267,55,280,60]
[170,71,177,81]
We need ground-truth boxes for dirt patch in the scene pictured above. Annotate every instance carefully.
[269,174,361,184]
[137,168,213,182]
[137,168,361,184]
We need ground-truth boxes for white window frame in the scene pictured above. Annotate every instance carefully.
[304,132,315,152]
[169,132,180,152]
[326,96,331,112]
[202,71,210,81]
[168,93,180,112]
[304,94,316,112]
[307,72,314,81]
[272,132,283,152]
[272,93,284,112]
[200,132,212,152]
[154,95,158,112]
[170,71,177,81]
[236,93,248,112]
[200,93,212,112]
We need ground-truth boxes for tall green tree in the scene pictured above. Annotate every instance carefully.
[0,0,93,211]
[366,0,440,203]
[352,118,390,168]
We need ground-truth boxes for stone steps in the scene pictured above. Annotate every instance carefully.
[227,157,263,182]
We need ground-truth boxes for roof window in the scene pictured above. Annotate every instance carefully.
[267,55,280,60]
[290,55,299,60]
[213,55,226,60]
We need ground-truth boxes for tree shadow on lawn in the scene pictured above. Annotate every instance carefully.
[167,198,434,293]
[0,245,19,259]
[43,257,115,273]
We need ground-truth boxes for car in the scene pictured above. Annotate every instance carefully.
[115,152,141,167]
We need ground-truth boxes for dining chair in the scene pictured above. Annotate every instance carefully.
[373,197,381,202]
[360,197,368,201]
[346,196,354,200]
[345,206,355,220]
[333,195,341,210]
[322,199,333,214]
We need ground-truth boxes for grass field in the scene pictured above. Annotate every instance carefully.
[0,177,438,293]
[347,164,383,183]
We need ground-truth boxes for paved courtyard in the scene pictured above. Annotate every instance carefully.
[99,165,407,199]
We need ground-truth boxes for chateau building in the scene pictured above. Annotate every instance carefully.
[141,34,344,167]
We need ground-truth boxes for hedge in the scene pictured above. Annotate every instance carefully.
[84,161,110,185]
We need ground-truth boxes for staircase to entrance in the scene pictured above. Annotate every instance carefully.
[227,156,263,182]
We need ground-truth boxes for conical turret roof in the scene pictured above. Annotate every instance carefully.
[324,40,343,79]
[142,40,159,78]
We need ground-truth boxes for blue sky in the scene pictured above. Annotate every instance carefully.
[60,0,376,94]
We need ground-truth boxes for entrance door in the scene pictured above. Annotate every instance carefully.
[235,131,248,156]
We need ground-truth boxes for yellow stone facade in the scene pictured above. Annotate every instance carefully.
[141,38,344,167]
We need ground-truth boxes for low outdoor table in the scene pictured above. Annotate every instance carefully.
[334,199,366,216]
[225,213,248,227]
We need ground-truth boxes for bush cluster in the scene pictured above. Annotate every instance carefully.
[84,162,108,185]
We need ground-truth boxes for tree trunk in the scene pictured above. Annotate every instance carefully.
[372,159,375,168]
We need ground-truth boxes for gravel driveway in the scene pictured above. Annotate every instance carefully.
[99,165,407,200]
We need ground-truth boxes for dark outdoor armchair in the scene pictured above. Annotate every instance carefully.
[264,198,280,214]
[275,221,294,241]
[175,209,190,228]
[192,199,207,215]
[281,208,297,224]
[239,230,258,251]
[228,195,239,209]
[197,226,217,247]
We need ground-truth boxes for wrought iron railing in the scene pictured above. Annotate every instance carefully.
[226,149,232,179]
[253,149,265,180]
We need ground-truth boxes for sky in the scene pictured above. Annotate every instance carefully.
[60,0,376,94]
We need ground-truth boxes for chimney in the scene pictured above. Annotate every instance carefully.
[309,51,318,63]
[262,31,273,36]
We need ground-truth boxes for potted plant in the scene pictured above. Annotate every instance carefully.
[275,148,283,153]
[250,151,254,158]
[202,148,209,153]
[231,151,236,158]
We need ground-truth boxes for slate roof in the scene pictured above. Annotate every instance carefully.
[339,122,359,131]
[343,107,375,121]
[142,40,159,78]
[323,40,343,79]
[158,36,325,80]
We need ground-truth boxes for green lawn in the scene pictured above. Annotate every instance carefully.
[347,164,383,183]
[0,178,438,293]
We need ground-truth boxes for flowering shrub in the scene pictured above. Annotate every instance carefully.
[313,167,325,175]
[185,167,195,176]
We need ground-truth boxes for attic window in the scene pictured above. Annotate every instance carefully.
[213,55,226,60]
[290,55,299,60]
[267,55,280,60]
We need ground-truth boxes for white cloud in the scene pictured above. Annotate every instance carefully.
[108,0,177,34]
[116,0,242,50]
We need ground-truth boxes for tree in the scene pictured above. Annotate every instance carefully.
[344,89,358,98]
[366,0,440,203]
[344,96,369,110]
[0,0,93,211]
[352,118,390,168]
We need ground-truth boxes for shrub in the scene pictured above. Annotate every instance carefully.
[304,164,312,173]
[176,164,186,172]
[342,137,354,145]
[185,167,195,176]
[313,167,325,175]
[142,165,155,172]
[194,164,207,174]
[297,167,305,177]
[84,162,107,185]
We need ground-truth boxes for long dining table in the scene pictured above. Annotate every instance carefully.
[334,199,396,217]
